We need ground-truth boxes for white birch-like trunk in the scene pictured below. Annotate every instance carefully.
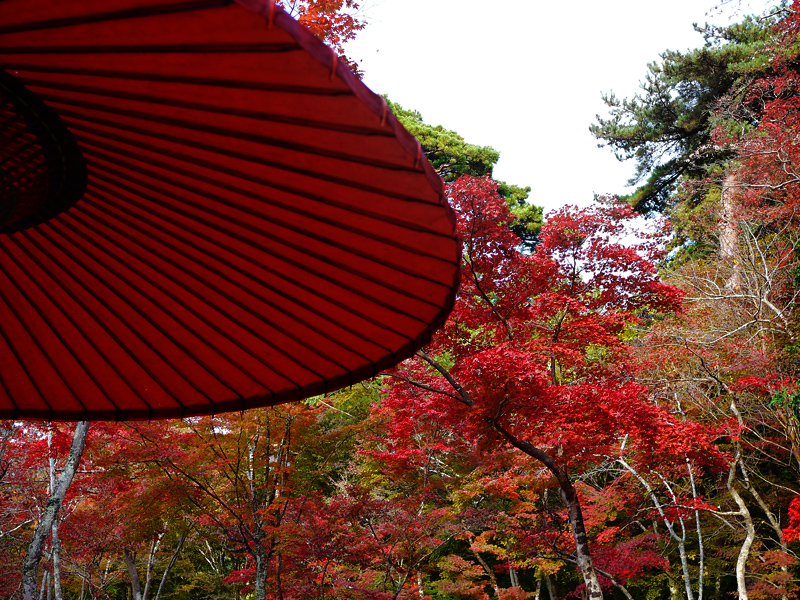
[23,422,90,600]
[48,430,63,600]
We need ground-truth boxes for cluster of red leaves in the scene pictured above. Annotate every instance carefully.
[385,175,715,470]
[278,1,365,75]
[374,176,726,595]
[783,495,800,542]
[712,1,800,226]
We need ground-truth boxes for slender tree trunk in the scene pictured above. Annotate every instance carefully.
[728,468,754,600]
[667,576,680,600]
[489,419,603,599]
[38,569,48,600]
[124,548,143,600]
[688,462,704,600]
[79,569,87,600]
[472,549,500,596]
[558,475,603,600]
[544,575,557,600]
[141,534,163,600]
[23,422,90,600]
[253,544,269,600]
[50,521,62,600]
[48,429,63,600]
[154,533,186,600]
[507,537,520,588]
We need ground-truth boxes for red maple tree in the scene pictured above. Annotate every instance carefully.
[379,175,722,598]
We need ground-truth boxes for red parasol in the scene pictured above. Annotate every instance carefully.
[0,0,459,421]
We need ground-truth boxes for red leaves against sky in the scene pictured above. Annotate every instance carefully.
[385,175,707,470]
[278,1,365,75]
[713,1,800,227]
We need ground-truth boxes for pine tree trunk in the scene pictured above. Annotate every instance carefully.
[721,172,743,291]
[23,422,90,600]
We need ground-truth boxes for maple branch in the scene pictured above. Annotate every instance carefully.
[486,417,556,472]
[462,254,514,340]
[415,350,474,407]
[385,373,465,404]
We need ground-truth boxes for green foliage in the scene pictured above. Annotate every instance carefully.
[390,99,543,248]
[591,15,776,214]
[389,99,499,182]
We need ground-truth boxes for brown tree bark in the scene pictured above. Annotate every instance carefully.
[488,419,603,600]
[721,172,743,291]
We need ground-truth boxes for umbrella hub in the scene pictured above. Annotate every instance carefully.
[0,70,86,233]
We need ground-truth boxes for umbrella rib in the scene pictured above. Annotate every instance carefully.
[85,167,418,347]
[38,218,252,410]
[67,116,449,237]
[0,238,94,417]
[2,43,301,54]
[0,301,43,418]
[0,63,349,96]
[82,184,380,384]
[46,98,423,177]
[20,77,392,136]
[62,205,335,394]
[0,353,19,416]
[28,223,225,414]
[72,137,456,290]
[0,0,234,35]
[82,150,444,318]
[84,179,403,361]
[54,105,447,223]
[9,232,156,417]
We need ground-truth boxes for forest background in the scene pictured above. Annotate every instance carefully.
[3,1,800,599]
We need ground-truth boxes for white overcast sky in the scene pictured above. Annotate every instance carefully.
[345,0,774,213]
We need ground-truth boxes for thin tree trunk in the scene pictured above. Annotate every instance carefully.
[48,429,63,600]
[507,537,520,588]
[558,475,603,600]
[124,548,143,600]
[728,465,754,600]
[489,419,603,599]
[23,422,90,600]
[544,575,557,600]
[253,544,269,600]
[141,534,163,600]
[154,533,187,600]
[688,461,704,600]
[38,570,48,600]
[50,521,62,600]
[472,549,500,597]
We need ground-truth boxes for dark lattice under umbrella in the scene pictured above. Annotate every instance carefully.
[0,0,459,420]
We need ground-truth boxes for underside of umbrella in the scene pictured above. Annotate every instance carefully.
[0,0,459,420]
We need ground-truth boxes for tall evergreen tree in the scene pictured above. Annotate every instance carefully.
[590,14,777,213]
[389,100,543,249]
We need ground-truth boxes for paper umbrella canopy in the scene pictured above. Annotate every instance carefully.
[0,0,459,421]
